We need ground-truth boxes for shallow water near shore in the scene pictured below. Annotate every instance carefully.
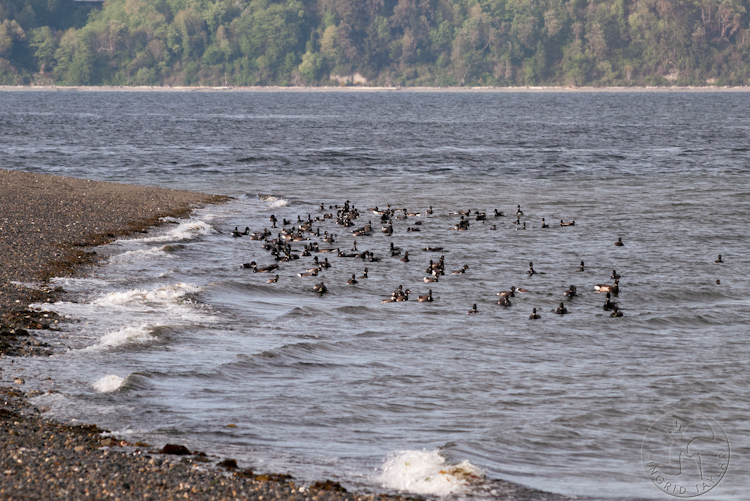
[2,91,750,499]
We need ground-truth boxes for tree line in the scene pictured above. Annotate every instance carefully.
[0,0,748,87]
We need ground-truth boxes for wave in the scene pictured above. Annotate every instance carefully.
[257,194,290,207]
[139,220,214,242]
[92,374,125,393]
[93,283,202,307]
[377,449,483,496]
[84,324,158,350]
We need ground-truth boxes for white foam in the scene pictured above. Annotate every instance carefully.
[93,283,201,307]
[378,449,483,496]
[109,247,170,263]
[140,220,213,242]
[30,392,133,422]
[93,375,125,392]
[259,195,289,208]
[86,325,155,350]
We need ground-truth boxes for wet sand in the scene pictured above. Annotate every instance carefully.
[0,169,573,500]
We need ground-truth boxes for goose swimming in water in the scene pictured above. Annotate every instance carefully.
[614,237,624,246]
[555,302,568,314]
[360,267,368,279]
[266,274,279,284]
[497,296,512,307]
[527,262,537,275]
[347,274,358,285]
[602,292,618,311]
[560,220,575,226]
[611,270,620,280]
[424,275,439,283]
[595,278,620,294]
[313,282,327,294]
[467,304,478,314]
[579,260,585,272]
[516,205,524,216]
[541,218,549,228]
[715,254,723,263]
[497,286,516,298]
[529,308,541,319]
[297,269,319,277]
[418,290,433,302]
[564,285,577,297]
[452,265,469,274]
[400,251,409,262]
[494,209,504,217]
[610,305,623,317]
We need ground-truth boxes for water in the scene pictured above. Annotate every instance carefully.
[1,90,749,499]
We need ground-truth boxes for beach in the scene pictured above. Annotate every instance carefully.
[0,169,572,500]
[2,84,750,93]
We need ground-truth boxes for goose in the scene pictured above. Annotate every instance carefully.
[452,265,469,275]
[400,251,410,262]
[541,218,549,228]
[529,308,541,320]
[360,267,369,279]
[497,296,512,307]
[516,205,524,216]
[595,279,620,294]
[555,302,568,314]
[266,275,279,284]
[715,254,723,263]
[579,260,585,272]
[610,305,623,317]
[313,282,327,294]
[231,227,243,238]
[611,270,620,280]
[497,286,516,298]
[424,275,439,283]
[418,290,433,302]
[467,304,478,314]
[527,262,537,275]
[564,285,577,297]
[602,292,618,311]
[494,209,504,217]
[395,289,410,302]
[347,274,358,285]
[614,237,624,246]
[426,206,433,215]
[297,269,319,277]
[560,220,575,226]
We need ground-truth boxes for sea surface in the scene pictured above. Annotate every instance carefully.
[1,90,749,499]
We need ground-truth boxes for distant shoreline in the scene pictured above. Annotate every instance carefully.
[2,84,750,93]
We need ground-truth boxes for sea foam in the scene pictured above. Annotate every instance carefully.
[93,375,125,392]
[86,325,155,350]
[140,220,213,242]
[93,283,201,307]
[378,449,483,496]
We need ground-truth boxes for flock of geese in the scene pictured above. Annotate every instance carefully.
[227,199,671,319]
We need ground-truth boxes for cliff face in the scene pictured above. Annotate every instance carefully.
[0,0,749,87]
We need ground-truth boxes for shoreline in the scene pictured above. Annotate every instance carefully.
[0,169,574,500]
[1,84,750,93]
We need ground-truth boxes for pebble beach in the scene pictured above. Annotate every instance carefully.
[0,169,572,500]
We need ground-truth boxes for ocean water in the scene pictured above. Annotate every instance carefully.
[1,90,749,499]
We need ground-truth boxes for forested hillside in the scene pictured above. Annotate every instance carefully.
[1,0,748,87]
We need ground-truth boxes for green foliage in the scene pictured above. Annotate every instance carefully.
[0,0,749,86]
